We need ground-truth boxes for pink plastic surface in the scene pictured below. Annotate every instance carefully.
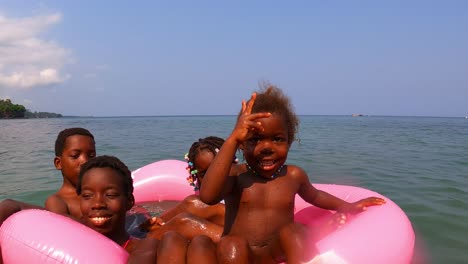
[132,159,194,202]
[294,185,415,264]
[0,160,414,264]
[133,160,415,264]
[0,209,128,264]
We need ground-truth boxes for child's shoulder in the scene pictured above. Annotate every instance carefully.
[44,193,70,214]
[284,164,309,179]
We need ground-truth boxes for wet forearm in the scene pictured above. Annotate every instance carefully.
[200,136,238,204]
[0,199,43,226]
[313,191,351,211]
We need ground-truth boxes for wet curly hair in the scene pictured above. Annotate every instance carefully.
[243,82,299,144]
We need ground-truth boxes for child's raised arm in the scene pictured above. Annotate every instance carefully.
[200,93,270,204]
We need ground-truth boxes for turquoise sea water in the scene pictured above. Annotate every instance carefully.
[1,116,467,263]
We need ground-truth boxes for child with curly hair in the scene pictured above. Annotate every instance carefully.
[200,84,385,263]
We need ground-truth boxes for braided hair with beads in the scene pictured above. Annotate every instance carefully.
[185,136,238,191]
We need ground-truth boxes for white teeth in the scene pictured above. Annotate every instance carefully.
[90,216,111,225]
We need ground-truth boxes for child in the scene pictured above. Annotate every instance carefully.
[200,84,386,264]
[77,155,197,262]
[0,156,205,263]
[144,136,229,228]
[142,136,236,243]
[45,127,96,218]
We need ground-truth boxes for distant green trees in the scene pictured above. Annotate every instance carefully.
[24,110,62,118]
[0,98,62,119]
[0,99,26,118]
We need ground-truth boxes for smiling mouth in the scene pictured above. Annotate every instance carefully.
[89,216,112,226]
[258,160,277,170]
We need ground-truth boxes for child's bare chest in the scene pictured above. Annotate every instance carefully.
[236,176,297,210]
[62,193,82,218]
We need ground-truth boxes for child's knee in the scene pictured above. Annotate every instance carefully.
[188,235,217,264]
[217,236,250,263]
[160,231,188,248]
[192,235,215,247]
[189,235,216,252]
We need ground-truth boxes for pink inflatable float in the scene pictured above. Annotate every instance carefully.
[132,160,415,264]
[0,209,128,264]
[0,159,415,264]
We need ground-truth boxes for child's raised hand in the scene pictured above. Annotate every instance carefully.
[338,197,386,214]
[231,93,271,144]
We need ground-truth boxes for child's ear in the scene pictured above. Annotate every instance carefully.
[54,156,62,170]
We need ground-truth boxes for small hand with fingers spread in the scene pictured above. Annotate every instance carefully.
[231,93,271,144]
[338,197,386,214]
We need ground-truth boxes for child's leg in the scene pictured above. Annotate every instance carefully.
[187,235,217,264]
[127,238,159,264]
[217,235,251,264]
[161,195,225,226]
[147,212,223,242]
[278,222,316,264]
[157,231,188,264]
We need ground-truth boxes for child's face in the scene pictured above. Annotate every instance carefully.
[243,114,290,178]
[54,135,96,186]
[79,167,132,237]
[194,150,215,184]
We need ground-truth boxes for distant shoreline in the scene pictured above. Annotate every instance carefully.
[15,114,465,119]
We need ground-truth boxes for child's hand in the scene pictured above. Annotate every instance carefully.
[138,216,165,231]
[231,93,271,144]
[338,197,386,214]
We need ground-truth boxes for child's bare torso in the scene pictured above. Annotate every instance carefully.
[224,165,302,259]
[48,188,82,218]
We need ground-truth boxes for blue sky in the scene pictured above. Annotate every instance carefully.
[0,1,467,117]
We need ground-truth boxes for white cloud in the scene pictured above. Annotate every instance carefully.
[0,13,71,89]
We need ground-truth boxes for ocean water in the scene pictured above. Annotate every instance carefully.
[1,115,467,263]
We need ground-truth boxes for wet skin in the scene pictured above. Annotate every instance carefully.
[201,94,385,263]
[242,114,290,179]
[193,150,215,183]
[55,135,96,186]
[45,135,96,218]
[80,167,132,245]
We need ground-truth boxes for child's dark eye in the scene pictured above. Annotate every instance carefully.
[249,136,261,143]
[81,193,93,199]
[88,153,96,158]
[106,193,120,198]
[273,136,285,142]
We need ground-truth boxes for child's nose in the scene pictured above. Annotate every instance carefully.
[259,141,273,153]
[91,195,106,209]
